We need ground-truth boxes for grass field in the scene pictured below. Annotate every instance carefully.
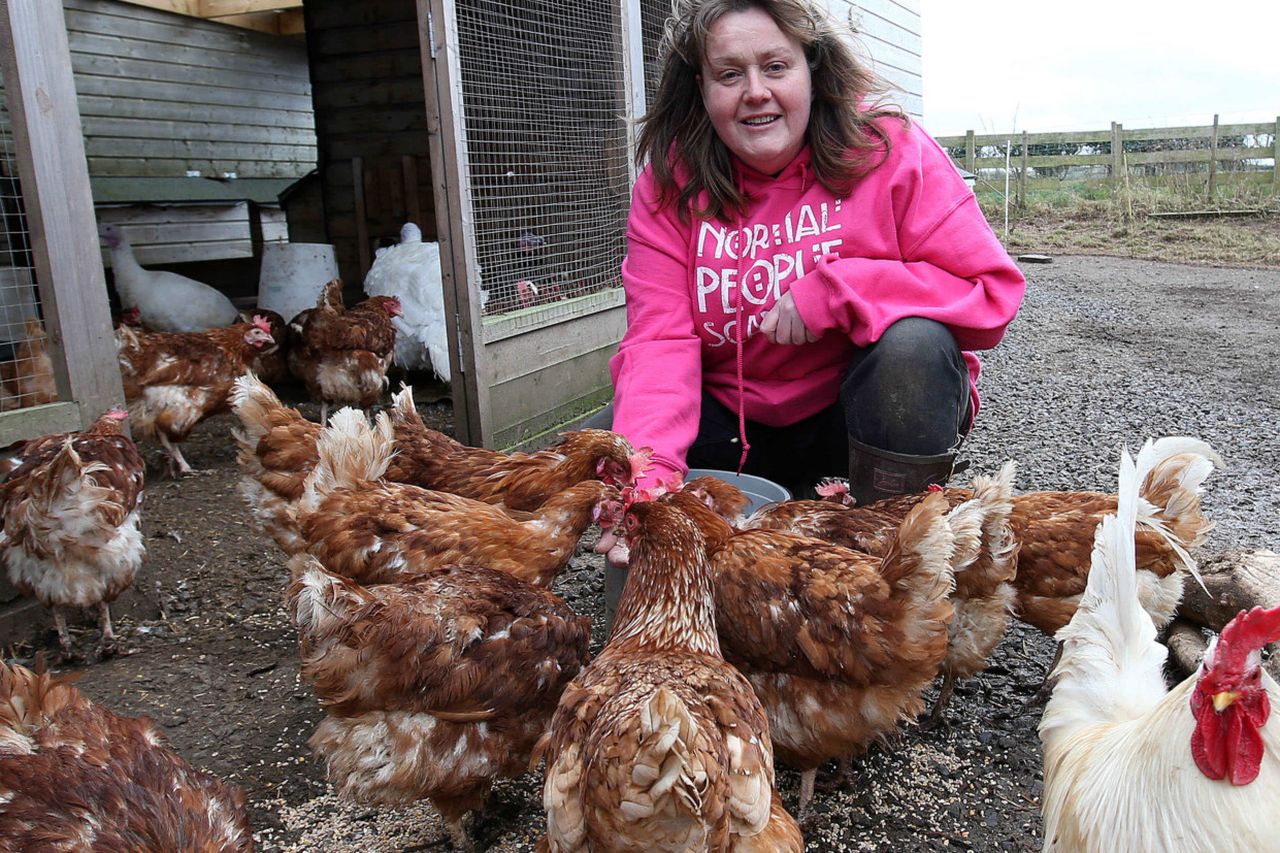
[975,171,1280,267]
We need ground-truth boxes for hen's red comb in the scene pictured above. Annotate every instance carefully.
[105,409,128,421]
[814,479,849,498]
[1214,604,1280,671]
[927,483,945,493]
[628,447,654,483]
[251,314,273,334]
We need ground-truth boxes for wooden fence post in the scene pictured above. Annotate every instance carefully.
[1273,116,1278,191]
[1207,113,1219,199]
[1110,122,1123,190]
[965,130,975,174]
[1018,130,1029,208]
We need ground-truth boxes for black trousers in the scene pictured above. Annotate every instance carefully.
[589,318,972,497]
[687,318,972,496]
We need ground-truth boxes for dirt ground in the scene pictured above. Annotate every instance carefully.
[6,253,1279,851]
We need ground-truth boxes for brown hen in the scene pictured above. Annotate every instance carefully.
[649,487,967,816]
[535,499,802,852]
[825,437,1221,636]
[0,410,145,658]
[288,554,589,852]
[0,318,58,411]
[0,660,253,851]
[737,464,1019,725]
[287,278,401,422]
[239,306,290,385]
[116,316,275,475]
[299,408,618,587]
[386,388,649,511]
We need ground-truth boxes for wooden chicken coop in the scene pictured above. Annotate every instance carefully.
[296,0,646,449]
[0,1,122,445]
[302,0,920,449]
[0,0,924,456]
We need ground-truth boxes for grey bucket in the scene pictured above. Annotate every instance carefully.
[602,469,790,634]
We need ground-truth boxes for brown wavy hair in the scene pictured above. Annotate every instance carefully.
[637,0,905,222]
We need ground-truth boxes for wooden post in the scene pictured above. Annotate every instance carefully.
[419,0,490,445]
[0,0,124,437]
[352,156,371,277]
[1110,122,1123,191]
[1018,130,1029,208]
[964,130,975,173]
[1272,116,1278,191]
[401,154,422,229]
[1207,113,1219,199]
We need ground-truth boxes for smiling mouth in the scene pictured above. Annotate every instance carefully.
[742,116,779,127]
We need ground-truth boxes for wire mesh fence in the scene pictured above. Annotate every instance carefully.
[0,71,56,412]
[453,0,636,317]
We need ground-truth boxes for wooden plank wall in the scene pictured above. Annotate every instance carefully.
[96,202,253,265]
[63,0,317,180]
[636,1,922,119]
[305,0,437,285]
[831,0,922,118]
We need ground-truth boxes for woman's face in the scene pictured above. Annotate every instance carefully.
[698,7,812,176]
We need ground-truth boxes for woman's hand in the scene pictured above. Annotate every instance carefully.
[760,290,819,345]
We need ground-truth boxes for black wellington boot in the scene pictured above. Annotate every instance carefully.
[846,436,965,506]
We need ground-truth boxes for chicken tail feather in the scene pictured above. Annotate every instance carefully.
[622,687,712,823]
[301,408,395,510]
[878,491,956,595]
[1133,436,1223,592]
[956,461,1019,583]
[229,373,284,449]
[1042,448,1169,739]
[285,553,372,646]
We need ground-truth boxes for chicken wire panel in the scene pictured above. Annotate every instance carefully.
[0,70,55,413]
[640,0,669,103]
[454,0,632,318]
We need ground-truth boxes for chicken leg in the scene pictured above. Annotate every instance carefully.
[920,668,959,730]
[158,433,194,477]
[52,607,73,656]
[797,768,816,821]
[97,601,117,658]
[445,813,475,853]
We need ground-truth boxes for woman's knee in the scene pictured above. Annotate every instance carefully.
[841,318,969,452]
[867,318,963,378]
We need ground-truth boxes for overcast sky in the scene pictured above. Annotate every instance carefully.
[919,2,1280,137]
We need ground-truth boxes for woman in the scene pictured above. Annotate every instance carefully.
[609,0,1025,503]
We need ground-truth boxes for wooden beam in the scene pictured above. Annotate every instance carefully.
[200,0,303,14]
[114,0,203,16]
[207,10,305,35]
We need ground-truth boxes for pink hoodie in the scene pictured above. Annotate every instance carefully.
[611,116,1026,487]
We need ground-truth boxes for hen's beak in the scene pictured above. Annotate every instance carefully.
[1212,691,1240,712]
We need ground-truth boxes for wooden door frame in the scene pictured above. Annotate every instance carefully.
[0,0,123,443]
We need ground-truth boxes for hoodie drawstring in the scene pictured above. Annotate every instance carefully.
[732,179,750,474]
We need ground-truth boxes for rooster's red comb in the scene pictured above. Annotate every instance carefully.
[1214,604,1280,671]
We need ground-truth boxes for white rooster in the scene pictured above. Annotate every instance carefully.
[98,224,240,332]
[361,222,450,383]
[1039,440,1280,853]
